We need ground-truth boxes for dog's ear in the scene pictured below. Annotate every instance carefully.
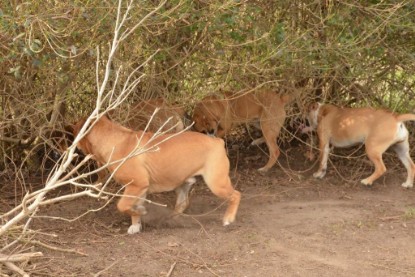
[317,104,333,124]
[191,113,203,131]
[72,118,87,137]
[319,105,331,117]
[308,102,320,112]
[77,136,93,155]
[105,112,114,121]
[71,118,93,154]
[192,113,201,124]
[64,124,74,135]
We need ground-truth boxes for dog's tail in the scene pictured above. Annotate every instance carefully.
[396,113,415,122]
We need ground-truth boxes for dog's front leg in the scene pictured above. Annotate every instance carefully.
[313,138,330,179]
[117,184,149,234]
[257,121,280,172]
[128,201,148,234]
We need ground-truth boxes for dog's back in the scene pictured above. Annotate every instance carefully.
[226,91,290,122]
[319,105,404,145]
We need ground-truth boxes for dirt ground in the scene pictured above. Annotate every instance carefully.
[2,141,415,277]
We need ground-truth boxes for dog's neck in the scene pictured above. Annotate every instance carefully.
[88,116,142,162]
[308,103,322,130]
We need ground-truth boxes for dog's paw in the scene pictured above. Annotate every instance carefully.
[401,182,413,189]
[223,219,234,226]
[223,215,235,226]
[313,170,325,179]
[360,178,373,186]
[257,166,269,173]
[251,137,265,146]
[127,223,142,234]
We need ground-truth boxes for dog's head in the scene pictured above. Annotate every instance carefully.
[192,111,219,137]
[192,95,227,137]
[70,117,94,155]
[306,102,322,130]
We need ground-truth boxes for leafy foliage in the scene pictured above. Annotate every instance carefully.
[0,0,415,177]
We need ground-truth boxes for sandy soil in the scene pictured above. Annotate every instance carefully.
[2,143,415,276]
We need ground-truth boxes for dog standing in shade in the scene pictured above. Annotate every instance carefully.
[192,90,292,172]
[306,102,415,188]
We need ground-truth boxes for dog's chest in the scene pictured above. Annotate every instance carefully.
[148,181,179,193]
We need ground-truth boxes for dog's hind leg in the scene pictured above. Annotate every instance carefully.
[313,137,330,179]
[202,140,241,225]
[361,143,388,186]
[117,183,149,234]
[208,176,241,226]
[174,177,196,213]
[203,171,240,225]
[393,139,415,188]
[258,120,280,172]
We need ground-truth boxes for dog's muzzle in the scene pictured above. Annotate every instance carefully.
[205,130,217,137]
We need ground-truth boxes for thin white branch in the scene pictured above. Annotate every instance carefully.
[0,0,167,237]
[0,252,43,263]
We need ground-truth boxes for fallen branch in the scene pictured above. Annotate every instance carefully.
[0,252,43,263]
[0,251,43,277]
[93,260,119,277]
[3,261,29,277]
[166,261,177,277]
[19,239,87,256]
[379,215,402,221]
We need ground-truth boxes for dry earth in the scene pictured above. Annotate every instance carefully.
[1,142,415,277]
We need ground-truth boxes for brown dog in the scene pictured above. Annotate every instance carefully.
[72,115,241,234]
[192,91,291,172]
[307,103,415,188]
[111,98,187,133]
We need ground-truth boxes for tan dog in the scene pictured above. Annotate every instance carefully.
[72,115,241,234]
[192,91,291,172]
[307,103,415,188]
[111,98,187,133]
